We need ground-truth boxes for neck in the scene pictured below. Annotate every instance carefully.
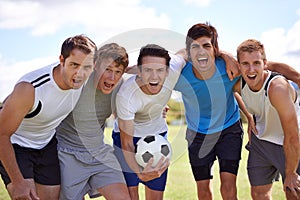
[192,65,216,80]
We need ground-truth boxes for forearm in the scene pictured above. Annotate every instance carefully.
[220,51,240,80]
[266,61,300,85]
[121,137,142,175]
[0,136,24,183]
[284,136,300,175]
[119,119,142,175]
[235,92,252,119]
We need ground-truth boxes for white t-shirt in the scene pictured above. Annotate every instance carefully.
[11,63,82,149]
[114,55,185,137]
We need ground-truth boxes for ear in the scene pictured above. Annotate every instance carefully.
[263,59,267,66]
[59,55,65,66]
[137,67,142,77]
[166,67,170,76]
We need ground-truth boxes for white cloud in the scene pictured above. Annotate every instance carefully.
[183,0,212,7]
[261,20,300,71]
[0,0,170,36]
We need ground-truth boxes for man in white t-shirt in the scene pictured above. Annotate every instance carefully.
[0,35,95,200]
[112,44,186,200]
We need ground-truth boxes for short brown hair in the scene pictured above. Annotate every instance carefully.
[61,34,97,59]
[237,39,266,62]
[94,43,129,70]
[137,44,171,70]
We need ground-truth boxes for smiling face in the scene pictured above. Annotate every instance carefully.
[137,56,169,95]
[94,57,125,94]
[238,50,267,91]
[59,48,94,89]
[189,36,216,79]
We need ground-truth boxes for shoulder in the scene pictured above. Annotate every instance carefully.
[117,75,139,97]
[268,76,294,104]
[17,63,55,84]
[3,82,35,115]
[170,54,186,70]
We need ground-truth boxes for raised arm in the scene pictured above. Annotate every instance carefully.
[266,61,300,87]
[220,51,241,80]
[268,78,300,198]
[0,82,39,200]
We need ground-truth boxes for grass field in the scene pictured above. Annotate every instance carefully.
[0,125,285,200]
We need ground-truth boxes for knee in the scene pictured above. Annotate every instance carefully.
[197,185,212,199]
[251,188,272,200]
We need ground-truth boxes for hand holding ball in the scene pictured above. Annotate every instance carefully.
[135,135,172,168]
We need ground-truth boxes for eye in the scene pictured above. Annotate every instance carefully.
[70,62,79,68]
[191,44,199,49]
[254,61,261,66]
[158,68,165,72]
[84,65,93,71]
[204,43,212,49]
[240,62,249,68]
[116,70,123,75]
[144,68,152,72]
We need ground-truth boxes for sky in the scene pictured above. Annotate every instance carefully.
[0,0,300,101]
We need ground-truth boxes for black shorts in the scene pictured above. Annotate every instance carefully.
[0,136,60,186]
[186,120,243,180]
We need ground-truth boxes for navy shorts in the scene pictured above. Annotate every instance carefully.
[186,120,243,181]
[112,131,168,191]
[0,136,60,186]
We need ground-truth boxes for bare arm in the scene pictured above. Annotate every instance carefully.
[0,82,39,199]
[175,48,188,61]
[233,83,257,143]
[266,61,300,87]
[269,78,300,198]
[234,92,257,135]
[118,118,168,182]
[220,51,241,80]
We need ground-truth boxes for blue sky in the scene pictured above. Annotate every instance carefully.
[0,0,300,100]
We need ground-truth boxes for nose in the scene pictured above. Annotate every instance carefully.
[75,67,85,77]
[151,70,158,79]
[198,46,206,54]
[249,64,256,72]
[108,71,116,80]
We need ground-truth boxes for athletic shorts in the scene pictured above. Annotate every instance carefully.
[246,132,300,186]
[58,145,126,200]
[186,120,243,180]
[112,131,168,191]
[0,136,60,186]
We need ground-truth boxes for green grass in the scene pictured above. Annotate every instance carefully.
[0,124,284,200]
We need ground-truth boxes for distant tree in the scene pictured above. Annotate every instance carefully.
[166,98,186,125]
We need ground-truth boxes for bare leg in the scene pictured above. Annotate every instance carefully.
[220,172,237,200]
[251,184,272,200]
[128,186,139,200]
[196,179,212,200]
[145,186,164,200]
[35,182,60,200]
[98,183,130,200]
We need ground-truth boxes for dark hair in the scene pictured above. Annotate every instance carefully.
[94,43,129,69]
[61,34,97,59]
[186,22,220,60]
[137,44,171,69]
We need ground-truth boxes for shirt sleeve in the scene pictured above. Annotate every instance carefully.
[116,90,136,121]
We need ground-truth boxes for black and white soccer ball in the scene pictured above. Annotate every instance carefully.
[135,134,172,168]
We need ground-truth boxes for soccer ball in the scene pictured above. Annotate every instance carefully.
[135,134,172,168]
